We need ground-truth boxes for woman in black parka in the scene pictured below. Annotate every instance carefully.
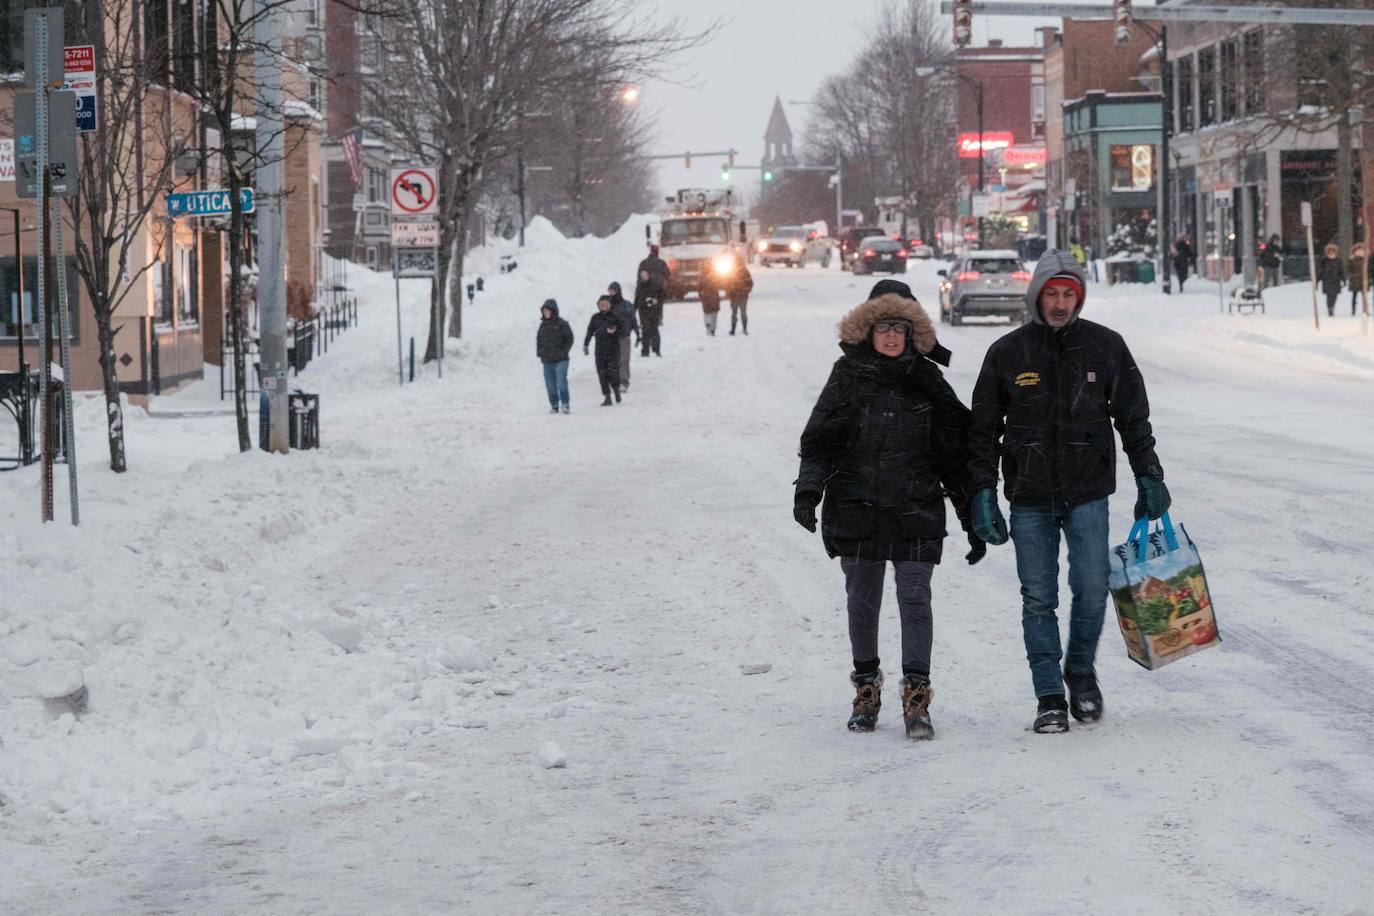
[793,280,983,740]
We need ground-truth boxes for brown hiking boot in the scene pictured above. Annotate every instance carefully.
[847,670,883,732]
[900,675,934,740]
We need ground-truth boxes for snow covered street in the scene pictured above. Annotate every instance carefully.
[4,221,1374,913]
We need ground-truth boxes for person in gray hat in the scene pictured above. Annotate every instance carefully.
[967,251,1170,734]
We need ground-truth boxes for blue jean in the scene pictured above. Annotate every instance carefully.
[1010,498,1110,697]
[542,360,569,408]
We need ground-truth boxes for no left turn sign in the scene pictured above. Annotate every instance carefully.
[391,167,437,217]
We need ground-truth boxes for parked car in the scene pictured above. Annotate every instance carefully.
[937,250,1032,325]
[840,226,887,270]
[907,243,935,259]
[850,237,908,275]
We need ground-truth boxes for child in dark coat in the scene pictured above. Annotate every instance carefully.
[584,295,627,405]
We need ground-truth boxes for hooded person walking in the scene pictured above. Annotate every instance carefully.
[634,255,667,358]
[584,294,626,406]
[794,279,982,740]
[607,281,639,392]
[535,298,574,414]
[1318,243,1347,317]
[967,250,1169,734]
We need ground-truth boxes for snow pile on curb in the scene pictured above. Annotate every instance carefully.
[0,215,657,829]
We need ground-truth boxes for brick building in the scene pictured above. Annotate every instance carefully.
[954,41,1047,239]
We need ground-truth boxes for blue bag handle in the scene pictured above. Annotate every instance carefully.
[1129,510,1180,563]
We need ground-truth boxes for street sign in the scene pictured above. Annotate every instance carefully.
[391,220,440,247]
[1300,201,1313,228]
[166,188,256,218]
[971,193,991,218]
[390,167,437,217]
[14,90,77,198]
[22,7,64,89]
[1064,191,1076,212]
[0,139,13,182]
[394,248,438,277]
[63,45,96,133]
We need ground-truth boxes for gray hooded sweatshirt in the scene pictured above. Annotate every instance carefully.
[1025,249,1088,325]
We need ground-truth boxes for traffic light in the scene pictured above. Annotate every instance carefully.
[720,164,732,182]
[1114,0,1132,45]
[685,151,691,169]
[763,169,774,183]
[728,149,736,169]
[953,0,973,47]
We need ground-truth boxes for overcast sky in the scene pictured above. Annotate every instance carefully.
[638,0,1155,201]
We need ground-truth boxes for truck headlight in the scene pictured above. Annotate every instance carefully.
[712,255,736,276]
[789,241,803,253]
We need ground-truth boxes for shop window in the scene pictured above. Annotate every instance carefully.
[1198,46,1216,127]
[1110,145,1154,192]
[1176,56,1194,133]
[2,258,81,340]
[1220,39,1238,122]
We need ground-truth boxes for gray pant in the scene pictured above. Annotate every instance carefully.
[841,558,935,676]
[618,336,632,387]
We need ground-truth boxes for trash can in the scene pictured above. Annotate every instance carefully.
[289,392,320,450]
[1136,260,1156,283]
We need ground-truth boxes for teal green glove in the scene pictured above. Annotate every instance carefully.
[1134,476,1171,520]
[971,489,1009,546]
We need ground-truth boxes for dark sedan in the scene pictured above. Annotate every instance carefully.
[849,237,908,275]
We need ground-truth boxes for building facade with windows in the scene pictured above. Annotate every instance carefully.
[1061,91,1164,259]
[1166,14,1364,280]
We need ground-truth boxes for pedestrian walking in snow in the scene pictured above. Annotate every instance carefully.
[1318,243,1346,317]
[607,281,639,392]
[1349,243,1371,315]
[729,261,754,336]
[584,295,625,406]
[635,266,666,357]
[700,285,721,336]
[967,250,1168,735]
[795,279,982,740]
[536,298,574,414]
[1258,234,1283,289]
[1173,237,1195,292]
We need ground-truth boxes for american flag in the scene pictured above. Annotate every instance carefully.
[341,129,363,188]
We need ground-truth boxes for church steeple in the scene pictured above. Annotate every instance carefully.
[763,95,794,167]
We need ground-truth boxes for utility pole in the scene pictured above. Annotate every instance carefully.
[255,0,288,453]
[517,150,526,247]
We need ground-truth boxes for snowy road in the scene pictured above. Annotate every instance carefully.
[4,222,1374,913]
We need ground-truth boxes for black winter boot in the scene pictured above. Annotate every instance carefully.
[1065,669,1103,722]
[600,395,612,407]
[613,387,621,404]
[848,670,884,732]
[899,675,934,740]
[1033,695,1070,734]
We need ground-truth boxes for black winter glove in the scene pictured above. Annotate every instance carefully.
[965,531,987,566]
[793,492,820,533]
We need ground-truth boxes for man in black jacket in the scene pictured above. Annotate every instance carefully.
[607,281,639,392]
[536,299,574,414]
[967,250,1169,734]
[584,295,626,406]
[795,280,982,739]
[635,245,671,356]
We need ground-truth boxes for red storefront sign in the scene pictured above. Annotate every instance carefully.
[1001,146,1047,166]
[957,132,1014,158]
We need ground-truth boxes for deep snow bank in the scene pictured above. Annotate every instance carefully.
[0,215,657,828]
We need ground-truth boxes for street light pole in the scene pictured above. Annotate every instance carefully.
[974,76,985,248]
[517,149,526,248]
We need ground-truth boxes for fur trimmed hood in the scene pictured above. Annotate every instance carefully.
[837,293,937,355]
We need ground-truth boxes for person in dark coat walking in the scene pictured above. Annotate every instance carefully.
[584,295,625,405]
[634,264,666,357]
[1258,234,1283,289]
[607,281,638,392]
[535,298,574,414]
[1317,243,1346,317]
[637,244,671,294]
[729,260,754,336]
[1349,243,1370,315]
[1173,237,1195,291]
[794,279,982,740]
[967,250,1168,735]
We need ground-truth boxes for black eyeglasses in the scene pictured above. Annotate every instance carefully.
[872,321,911,334]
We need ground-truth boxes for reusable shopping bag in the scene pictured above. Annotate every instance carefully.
[1108,511,1220,670]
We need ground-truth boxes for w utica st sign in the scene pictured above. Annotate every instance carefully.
[166,188,256,218]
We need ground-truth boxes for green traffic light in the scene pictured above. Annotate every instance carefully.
[763,170,773,182]
[721,169,731,182]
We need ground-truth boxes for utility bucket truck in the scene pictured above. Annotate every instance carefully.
[653,188,749,301]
